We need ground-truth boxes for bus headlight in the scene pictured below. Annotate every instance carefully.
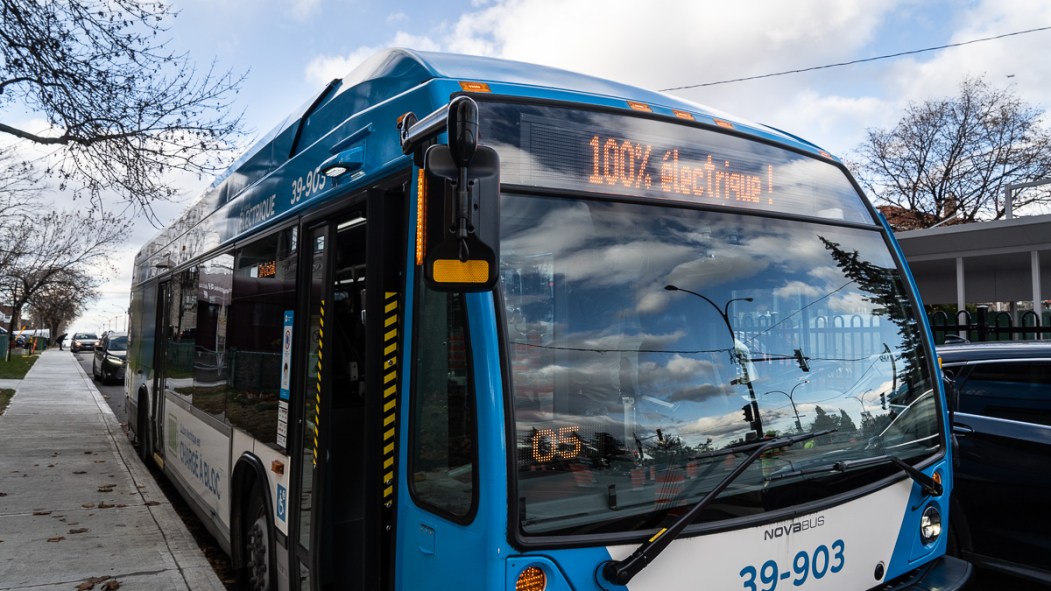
[515,565,546,591]
[920,504,942,545]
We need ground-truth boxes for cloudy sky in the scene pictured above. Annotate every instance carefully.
[51,0,1051,333]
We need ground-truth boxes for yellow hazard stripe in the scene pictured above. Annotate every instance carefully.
[313,300,325,466]
[381,291,399,504]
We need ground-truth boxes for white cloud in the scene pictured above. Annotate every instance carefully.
[665,354,710,378]
[409,0,1051,159]
[305,48,377,87]
[893,0,1051,110]
[440,0,899,104]
[304,33,441,87]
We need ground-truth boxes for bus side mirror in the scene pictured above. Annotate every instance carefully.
[421,97,500,292]
[448,96,478,168]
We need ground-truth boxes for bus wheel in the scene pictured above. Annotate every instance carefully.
[242,486,273,591]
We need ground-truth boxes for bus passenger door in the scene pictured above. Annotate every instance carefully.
[153,268,197,464]
[150,279,172,463]
[292,209,371,590]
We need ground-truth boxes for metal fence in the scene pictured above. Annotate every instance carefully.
[737,313,887,377]
[929,306,1051,344]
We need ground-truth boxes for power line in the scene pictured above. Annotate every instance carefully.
[660,25,1051,92]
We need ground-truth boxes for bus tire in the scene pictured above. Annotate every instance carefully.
[241,483,274,591]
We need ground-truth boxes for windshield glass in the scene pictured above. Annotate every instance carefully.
[108,336,128,351]
[501,194,940,537]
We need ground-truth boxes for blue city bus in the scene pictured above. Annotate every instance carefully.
[124,49,971,591]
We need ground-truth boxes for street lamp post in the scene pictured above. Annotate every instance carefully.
[664,284,762,438]
[763,380,809,433]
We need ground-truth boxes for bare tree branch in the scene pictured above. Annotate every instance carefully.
[0,209,127,359]
[0,0,246,214]
[852,76,1051,230]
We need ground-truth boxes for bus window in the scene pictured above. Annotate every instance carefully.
[193,253,234,419]
[500,195,938,536]
[410,288,476,520]
[227,228,298,449]
[165,267,198,403]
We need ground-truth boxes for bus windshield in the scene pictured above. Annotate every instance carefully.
[500,194,940,537]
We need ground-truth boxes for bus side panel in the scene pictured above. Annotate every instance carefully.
[393,290,511,591]
[510,479,913,591]
[885,458,952,580]
[245,435,292,538]
[165,400,232,528]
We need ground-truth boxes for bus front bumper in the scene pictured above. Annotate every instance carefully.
[877,555,972,591]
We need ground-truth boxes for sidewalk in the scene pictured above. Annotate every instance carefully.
[0,349,226,590]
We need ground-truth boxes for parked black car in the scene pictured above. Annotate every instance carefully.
[71,332,98,353]
[92,332,128,384]
[939,341,1051,585]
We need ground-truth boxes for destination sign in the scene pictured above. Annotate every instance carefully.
[480,102,874,224]
[588,135,773,206]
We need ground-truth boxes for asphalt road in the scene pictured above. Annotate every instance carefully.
[75,350,128,425]
[70,352,1043,591]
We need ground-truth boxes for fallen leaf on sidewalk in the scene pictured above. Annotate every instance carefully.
[73,470,87,475]
[69,528,89,534]
[144,501,160,506]
[97,501,114,509]
[102,580,121,590]
[82,503,96,508]
[32,510,51,516]
[46,536,65,542]
[75,575,112,590]
[97,484,115,493]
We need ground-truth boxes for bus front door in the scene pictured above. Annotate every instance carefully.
[293,211,371,590]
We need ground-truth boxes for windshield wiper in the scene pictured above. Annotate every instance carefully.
[601,428,836,586]
[765,454,942,496]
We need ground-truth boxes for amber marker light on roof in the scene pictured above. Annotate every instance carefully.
[627,101,652,112]
[714,119,735,129]
[459,81,491,93]
[515,566,547,591]
[673,110,695,120]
